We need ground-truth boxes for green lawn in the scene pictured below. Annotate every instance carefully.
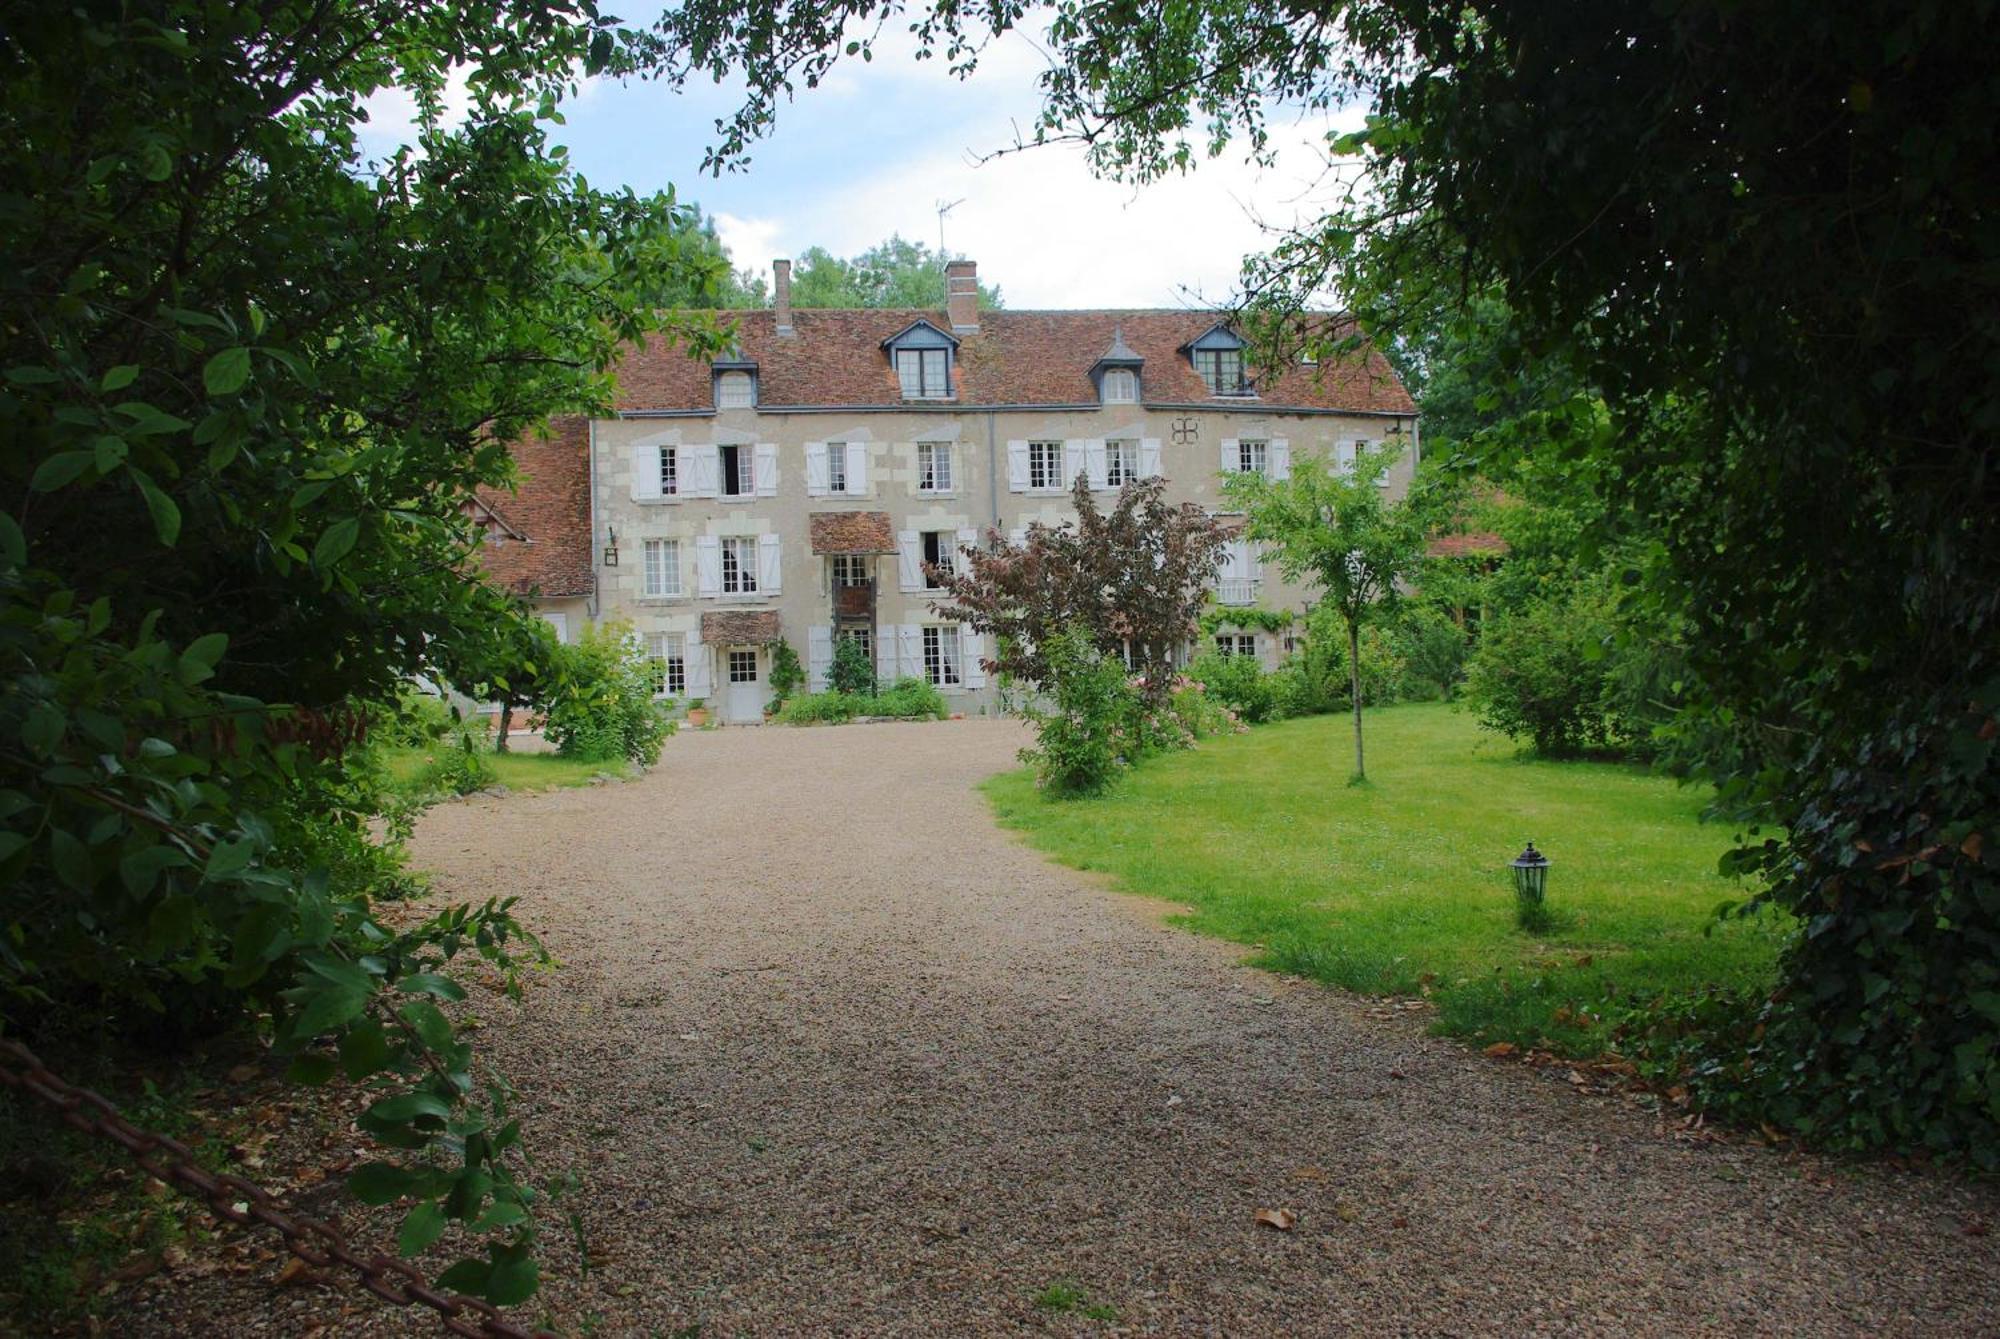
[983,703,1786,1055]
[378,745,623,796]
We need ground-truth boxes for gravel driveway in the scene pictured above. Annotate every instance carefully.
[125,719,2000,1334]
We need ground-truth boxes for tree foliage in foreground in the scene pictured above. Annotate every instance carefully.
[0,0,725,1299]
[656,0,2000,1159]
[931,475,1225,703]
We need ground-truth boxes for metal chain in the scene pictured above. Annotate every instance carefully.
[0,1037,554,1339]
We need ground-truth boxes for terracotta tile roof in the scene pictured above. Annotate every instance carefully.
[1427,531,1510,559]
[475,415,593,599]
[611,309,1415,415]
[701,609,782,644]
[809,511,897,554]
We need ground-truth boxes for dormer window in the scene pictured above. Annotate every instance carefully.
[1185,324,1253,396]
[881,320,959,401]
[717,371,755,409]
[896,348,949,398]
[1101,368,1139,403]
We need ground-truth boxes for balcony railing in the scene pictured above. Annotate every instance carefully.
[1214,578,1261,607]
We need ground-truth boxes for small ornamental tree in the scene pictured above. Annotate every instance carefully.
[932,475,1226,703]
[1225,449,1423,781]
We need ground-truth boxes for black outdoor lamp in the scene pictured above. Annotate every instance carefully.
[602,525,619,567]
[1510,841,1550,922]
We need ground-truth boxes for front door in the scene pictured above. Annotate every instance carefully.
[723,646,768,724]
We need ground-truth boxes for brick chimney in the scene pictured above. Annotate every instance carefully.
[945,258,979,334]
[773,258,794,336]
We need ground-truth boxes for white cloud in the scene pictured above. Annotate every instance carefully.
[713,211,785,281]
[354,66,479,162]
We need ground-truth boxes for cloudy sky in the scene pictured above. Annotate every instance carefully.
[362,27,1365,311]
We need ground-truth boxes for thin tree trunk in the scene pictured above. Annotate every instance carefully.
[1348,615,1365,780]
[495,702,512,753]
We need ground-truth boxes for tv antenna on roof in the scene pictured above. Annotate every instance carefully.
[936,197,965,264]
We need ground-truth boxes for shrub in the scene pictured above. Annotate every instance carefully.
[543,621,671,765]
[1462,585,1623,756]
[1389,603,1472,701]
[375,689,457,749]
[1188,651,1282,723]
[775,691,862,724]
[1021,628,1136,796]
[416,730,497,796]
[768,640,805,709]
[873,676,947,719]
[828,634,876,696]
[1166,676,1239,739]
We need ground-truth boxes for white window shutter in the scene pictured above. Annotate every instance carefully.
[1085,438,1109,490]
[808,626,832,692]
[1062,440,1084,492]
[1008,527,1027,549]
[1269,438,1292,481]
[630,444,662,501]
[898,624,922,681]
[805,442,829,497]
[1220,438,1239,473]
[689,445,721,497]
[1139,437,1163,479]
[694,535,721,598]
[845,442,868,494]
[896,530,922,592]
[962,627,987,688]
[755,443,778,497]
[955,526,978,568]
[687,633,712,697]
[758,533,782,595]
[875,629,897,683]
[1334,439,1358,477]
[1007,440,1030,493]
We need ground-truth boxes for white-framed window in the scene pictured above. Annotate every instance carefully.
[1195,347,1248,395]
[642,538,682,597]
[896,347,950,399]
[827,444,849,494]
[1216,633,1257,658]
[659,447,679,497]
[829,554,869,588]
[1236,439,1269,475]
[922,625,962,687]
[717,371,755,409]
[645,632,687,697]
[719,443,754,497]
[920,531,957,588]
[721,536,759,595]
[1106,439,1139,488]
[917,442,953,493]
[727,648,758,683]
[1028,440,1063,491]
[1119,638,1139,670]
[1101,368,1139,403]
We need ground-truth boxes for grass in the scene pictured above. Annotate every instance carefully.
[984,702,1787,1056]
[377,745,624,796]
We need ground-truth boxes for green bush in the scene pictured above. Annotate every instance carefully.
[775,691,862,724]
[374,689,457,749]
[1389,604,1472,701]
[543,622,671,765]
[1462,584,1625,756]
[767,640,805,710]
[828,634,876,696]
[1188,650,1282,723]
[416,730,497,796]
[1021,628,1135,796]
[873,676,948,720]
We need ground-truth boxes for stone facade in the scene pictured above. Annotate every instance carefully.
[500,262,1418,721]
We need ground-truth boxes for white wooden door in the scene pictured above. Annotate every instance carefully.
[722,646,769,724]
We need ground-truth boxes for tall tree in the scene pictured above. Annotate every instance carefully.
[1225,450,1423,780]
[655,0,2000,1157]
[791,235,1004,308]
[0,0,725,1298]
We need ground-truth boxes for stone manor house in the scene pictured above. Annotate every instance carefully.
[474,259,1418,723]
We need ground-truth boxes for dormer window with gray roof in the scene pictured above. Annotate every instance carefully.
[881,319,958,400]
[1090,324,1145,405]
[712,353,758,409]
[1184,323,1253,397]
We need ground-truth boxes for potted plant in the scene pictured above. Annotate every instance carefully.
[685,697,709,727]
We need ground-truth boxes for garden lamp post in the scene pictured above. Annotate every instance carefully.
[1510,841,1550,926]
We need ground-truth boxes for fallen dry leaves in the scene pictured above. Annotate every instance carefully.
[1254,1208,1297,1231]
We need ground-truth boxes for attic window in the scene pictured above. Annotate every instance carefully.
[882,320,959,401]
[1101,368,1139,404]
[717,371,755,409]
[1186,324,1253,396]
